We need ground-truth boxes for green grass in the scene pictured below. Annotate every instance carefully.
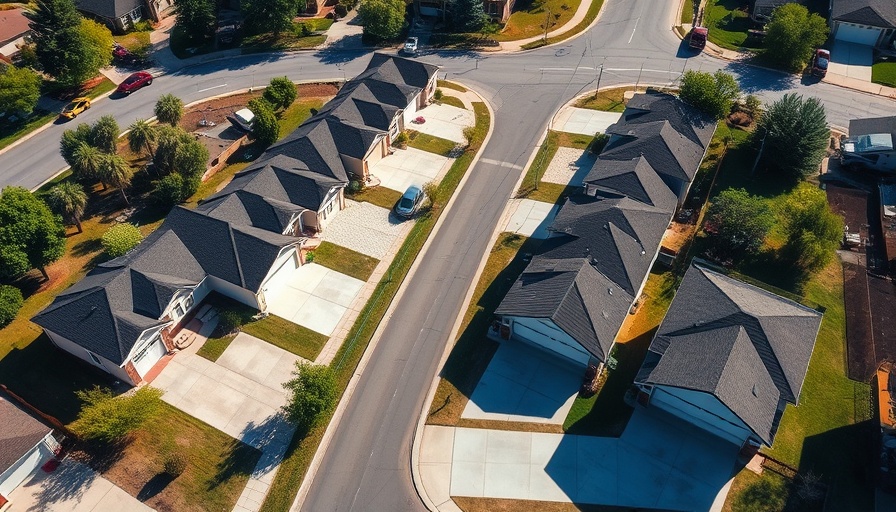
[196,333,235,361]
[85,77,117,99]
[242,315,329,361]
[312,241,380,282]
[703,0,761,50]
[872,61,896,88]
[494,0,583,41]
[346,186,403,210]
[681,0,694,24]
[516,130,594,204]
[574,87,628,112]
[278,98,325,139]
[113,29,151,53]
[242,23,327,53]
[439,95,466,109]
[169,24,215,59]
[258,102,491,512]
[0,109,56,152]
[407,130,458,157]
[521,0,605,49]
[437,80,467,92]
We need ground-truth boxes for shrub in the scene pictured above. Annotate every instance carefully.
[434,88,443,101]
[462,126,477,149]
[72,386,163,442]
[295,22,312,37]
[101,223,143,257]
[163,453,188,477]
[393,131,408,148]
[263,77,297,111]
[305,251,315,263]
[0,285,24,327]
[334,4,348,17]
[217,308,243,335]
[282,362,338,431]
[348,180,364,193]
[154,173,186,206]
[422,180,439,209]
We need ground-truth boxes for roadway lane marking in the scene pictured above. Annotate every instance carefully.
[628,17,640,44]
[480,158,523,170]
[197,83,228,93]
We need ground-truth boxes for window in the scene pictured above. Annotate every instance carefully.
[86,350,102,366]
[183,294,194,311]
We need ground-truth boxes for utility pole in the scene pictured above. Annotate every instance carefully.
[593,64,604,99]
[543,8,552,43]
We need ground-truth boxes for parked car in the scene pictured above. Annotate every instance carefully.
[689,27,707,51]
[59,97,91,119]
[395,185,424,218]
[402,37,418,56]
[811,48,830,78]
[116,72,153,94]
[226,108,255,132]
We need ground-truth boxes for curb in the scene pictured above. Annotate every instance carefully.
[290,81,495,512]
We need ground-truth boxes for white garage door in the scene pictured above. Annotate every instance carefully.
[0,443,50,497]
[132,337,166,377]
[511,322,591,366]
[836,23,881,45]
[261,250,300,297]
[649,388,751,446]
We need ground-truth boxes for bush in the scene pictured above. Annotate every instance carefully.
[154,173,186,206]
[334,4,348,17]
[263,77,297,111]
[462,126,477,149]
[217,308,244,335]
[393,131,408,148]
[305,251,315,263]
[101,223,143,257]
[679,70,740,120]
[434,88,443,101]
[163,453,188,477]
[348,180,364,193]
[0,285,24,327]
[72,386,163,442]
[248,98,279,147]
[282,362,338,431]
[294,22,312,37]
[422,180,439,209]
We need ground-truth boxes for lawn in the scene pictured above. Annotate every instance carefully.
[169,24,215,59]
[681,0,694,24]
[241,21,331,53]
[74,403,260,512]
[258,102,491,512]
[703,0,761,50]
[573,87,628,112]
[495,0,583,42]
[346,185,403,210]
[407,130,459,157]
[438,95,466,109]
[437,80,467,92]
[516,130,595,204]
[872,61,896,88]
[312,241,379,282]
[521,0,604,49]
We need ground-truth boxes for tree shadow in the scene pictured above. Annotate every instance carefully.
[29,458,100,507]
[136,473,174,502]
[208,413,286,491]
[313,48,372,65]
[796,419,876,510]
[723,61,797,93]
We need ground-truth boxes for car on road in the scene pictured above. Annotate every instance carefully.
[116,71,153,95]
[60,97,91,119]
[811,48,830,78]
[402,37,418,56]
[689,27,707,51]
[395,185,424,218]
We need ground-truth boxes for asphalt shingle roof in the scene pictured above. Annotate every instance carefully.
[636,262,822,444]
[74,0,141,19]
[849,116,896,140]
[584,156,679,211]
[0,394,52,474]
[832,0,896,28]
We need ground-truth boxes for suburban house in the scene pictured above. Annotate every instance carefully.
[0,393,60,508]
[31,54,436,385]
[751,0,804,22]
[74,0,173,32]
[830,0,896,48]
[0,8,32,60]
[595,91,716,206]
[635,262,822,448]
[495,93,716,369]
[841,116,896,173]
[266,53,439,183]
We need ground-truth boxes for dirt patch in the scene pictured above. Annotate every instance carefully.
[179,83,340,132]
[842,261,875,381]
[661,221,695,254]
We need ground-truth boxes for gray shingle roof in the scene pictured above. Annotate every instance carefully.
[636,263,822,444]
[0,393,52,474]
[832,0,896,28]
[496,258,632,361]
[584,156,679,211]
[366,52,440,91]
[849,116,896,140]
[74,0,141,19]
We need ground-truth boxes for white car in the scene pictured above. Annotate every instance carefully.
[227,108,255,132]
[402,37,418,56]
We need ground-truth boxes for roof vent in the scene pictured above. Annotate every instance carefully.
[608,287,613,295]
[602,311,609,319]
[640,250,646,255]
[752,384,759,397]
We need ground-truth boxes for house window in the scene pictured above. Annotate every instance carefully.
[85,350,102,366]
[183,294,194,311]
[172,303,185,320]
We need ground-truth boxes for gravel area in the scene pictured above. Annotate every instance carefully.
[541,147,596,186]
[321,200,410,259]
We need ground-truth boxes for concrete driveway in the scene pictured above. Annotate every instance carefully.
[413,103,475,144]
[321,200,410,259]
[369,147,452,193]
[461,341,580,424]
[265,263,365,336]
[828,41,873,81]
[553,107,622,136]
[8,458,154,512]
[501,199,559,239]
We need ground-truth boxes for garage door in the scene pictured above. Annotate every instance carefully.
[511,322,591,366]
[0,443,50,497]
[262,250,299,297]
[132,337,166,377]
[649,388,751,446]
[836,23,881,45]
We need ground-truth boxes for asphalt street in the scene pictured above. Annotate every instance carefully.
[3,0,896,510]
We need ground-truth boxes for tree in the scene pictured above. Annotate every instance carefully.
[248,98,279,147]
[358,0,406,40]
[153,173,186,206]
[26,0,82,82]
[155,94,184,126]
[679,70,740,120]
[0,285,24,328]
[91,115,119,154]
[72,386,162,442]
[69,18,113,86]
[99,154,133,205]
[128,119,157,158]
[174,138,209,180]
[154,126,194,174]
[101,223,143,257]
[282,362,338,431]
[764,4,828,71]
[780,185,843,272]
[61,123,93,165]
[46,182,88,233]
[453,0,488,33]
[172,0,216,43]
[71,142,105,184]
[0,187,65,281]
[263,77,298,111]
[243,0,296,35]
[0,66,42,115]
[705,188,774,258]
[758,93,829,180]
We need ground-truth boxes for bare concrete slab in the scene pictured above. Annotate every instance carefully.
[501,199,559,239]
[369,147,452,193]
[413,103,475,143]
[264,263,365,336]
[552,107,622,136]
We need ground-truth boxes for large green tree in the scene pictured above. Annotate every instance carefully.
[128,119,157,158]
[100,154,134,205]
[72,386,162,442]
[758,93,829,180]
[453,0,488,33]
[60,123,93,165]
[679,70,740,120]
[172,0,216,43]
[358,0,406,40]
[780,185,843,272]
[91,115,120,154]
[68,19,113,86]
[46,181,88,233]
[263,77,298,111]
[705,188,774,258]
[764,3,828,71]
[243,0,297,35]
[0,187,66,281]
[282,362,338,431]
[26,0,82,82]
[0,66,42,115]
[154,94,184,127]
[71,142,105,185]
[248,98,279,147]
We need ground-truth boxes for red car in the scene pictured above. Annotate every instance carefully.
[116,71,153,94]
[811,49,830,78]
